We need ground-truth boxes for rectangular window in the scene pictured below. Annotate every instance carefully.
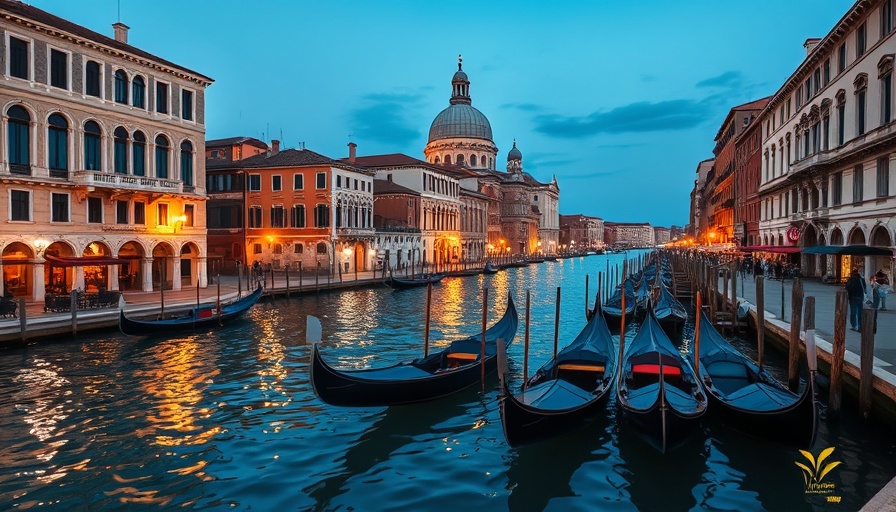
[823,59,831,85]
[336,175,342,188]
[854,165,864,203]
[831,172,843,206]
[878,157,890,197]
[857,23,867,57]
[823,116,830,150]
[291,204,306,227]
[813,69,821,95]
[883,74,893,124]
[85,61,101,97]
[858,89,867,136]
[9,36,29,80]
[314,204,330,227]
[116,200,128,224]
[134,201,145,224]
[316,172,326,189]
[253,243,262,255]
[184,204,194,226]
[838,42,847,73]
[270,205,285,228]
[248,206,262,228]
[87,197,103,223]
[272,175,282,192]
[51,193,69,222]
[158,203,168,226]
[181,89,193,120]
[49,49,67,89]
[838,104,846,145]
[156,82,168,114]
[885,0,895,36]
[293,174,304,190]
[10,190,29,221]
[248,174,261,191]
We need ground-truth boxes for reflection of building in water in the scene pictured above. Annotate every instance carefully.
[13,358,70,463]
[0,1,212,302]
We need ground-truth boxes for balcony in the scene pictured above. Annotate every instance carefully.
[72,170,182,194]
[336,227,375,237]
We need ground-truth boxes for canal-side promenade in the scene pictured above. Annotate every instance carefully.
[0,271,388,344]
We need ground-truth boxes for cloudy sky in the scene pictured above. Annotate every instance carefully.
[30,0,853,227]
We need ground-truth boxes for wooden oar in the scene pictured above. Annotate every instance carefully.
[217,275,222,325]
[584,275,589,319]
[553,286,561,358]
[424,282,433,357]
[523,289,531,391]
[617,261,628,374]
[196,279,200,310]
[481,287,488,390]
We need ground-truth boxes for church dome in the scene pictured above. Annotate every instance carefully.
[427,55,493,143]
[428,105,493,142]
[507,139,522,161]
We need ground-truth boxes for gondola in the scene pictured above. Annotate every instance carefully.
[483,262,500,274]
[310,293,518,406]
[499,301,617,446]
[695,310,817,448]
[597,278,637,331]
[617,308,707,453]
[385,272,446,288]
[652,279,687,340]
[119,284,263,336]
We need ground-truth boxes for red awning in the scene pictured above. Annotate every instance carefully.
[741,245,802,254]
[45,255,131,267]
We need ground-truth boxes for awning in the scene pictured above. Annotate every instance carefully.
[802,245,893,256]
[740,245,802,254]
[45,255,131,267]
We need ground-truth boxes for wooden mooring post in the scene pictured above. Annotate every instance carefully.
[788,279,803,391]
[860,308,877,420]
[829,290,847,420]
[731,261,738,333]
[756,276,765,370]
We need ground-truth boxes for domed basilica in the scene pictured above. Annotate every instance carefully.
[425,56,559,257]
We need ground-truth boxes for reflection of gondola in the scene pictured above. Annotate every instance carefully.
[696,310,817,448]
[499,302,616,446]
[617,308,706,453]
[505,416,612,511]
[304,387,481,510]
[311,294,518,406]
[119,284,263,336]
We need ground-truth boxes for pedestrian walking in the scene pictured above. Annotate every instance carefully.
[845,269,867,331]
[875,269,890,310]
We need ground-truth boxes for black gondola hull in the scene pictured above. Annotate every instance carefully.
[619,390,704,454]
[385,274,446,288]
[119,284,263,336]
[501,381,611,447]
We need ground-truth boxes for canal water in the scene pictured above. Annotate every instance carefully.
[0,251,893,511]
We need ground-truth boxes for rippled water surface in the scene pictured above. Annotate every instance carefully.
[0,251,894,511]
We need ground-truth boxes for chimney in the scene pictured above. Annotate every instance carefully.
[271,139,280,155]
[348,142,357,163]
[112,22,130,44]
[804,37,822,56]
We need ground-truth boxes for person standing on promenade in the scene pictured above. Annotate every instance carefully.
[875,269,890,310]
[846,269,867,331]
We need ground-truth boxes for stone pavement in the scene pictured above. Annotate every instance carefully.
[721,273,896,372]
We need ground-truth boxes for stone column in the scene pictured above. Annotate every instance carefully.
[109,262,119,291]
[142,257,153,291]
[75,266,85,291]
[33,262,45,302]
[172,257,182,291]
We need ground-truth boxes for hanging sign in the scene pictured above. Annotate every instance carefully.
[786,226,801,242]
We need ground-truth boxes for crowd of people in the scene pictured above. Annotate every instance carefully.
[740,256,802,281]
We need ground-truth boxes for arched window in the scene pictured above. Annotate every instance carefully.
[114,127,129,174]
[470,154,477,166]
[85,61,101,97]
[7,105,30,171]
[155,134,169,179]
[133,131,146,176]
[180,140,193,186]
[456,154,465,166]
[114,69,128,103]
[84,120,102,171]
[48,113,68,174]
[132,76,145,108]
[434,156,440,164]
[444,154,451,165]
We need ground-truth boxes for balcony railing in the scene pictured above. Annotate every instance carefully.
[72,170,182,194]
[336,227,375,237]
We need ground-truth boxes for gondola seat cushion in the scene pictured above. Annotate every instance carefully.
[557,363,605,372]
[631,364,681,376]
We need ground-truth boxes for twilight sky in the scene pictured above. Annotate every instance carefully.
[30,0,853,227]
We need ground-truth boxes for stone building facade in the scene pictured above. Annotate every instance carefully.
[0,1,212,301]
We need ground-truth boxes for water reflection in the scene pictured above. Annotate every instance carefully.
[13,358,70,461]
